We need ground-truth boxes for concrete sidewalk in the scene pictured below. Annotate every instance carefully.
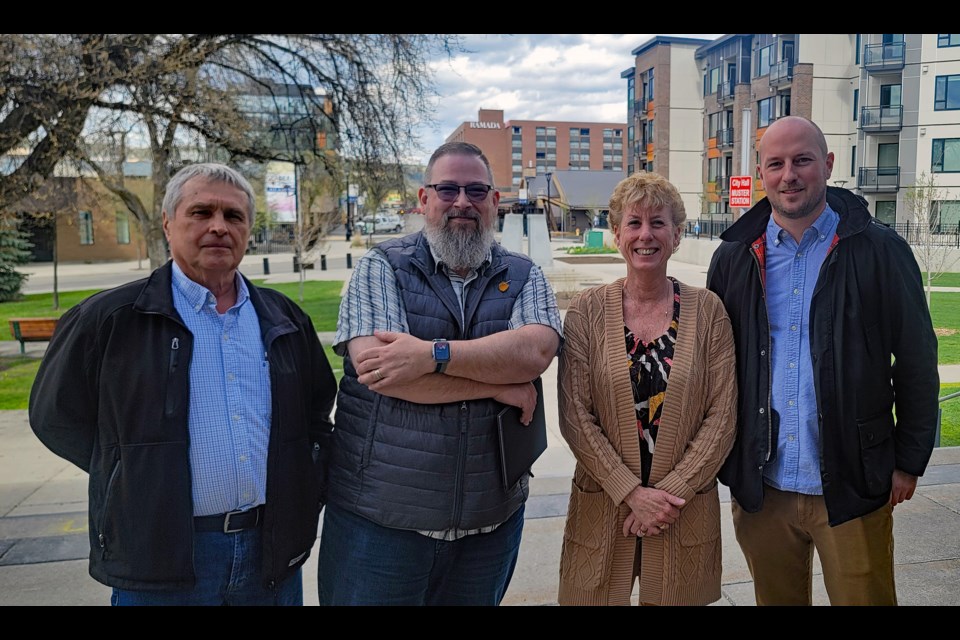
[2,234,959,605]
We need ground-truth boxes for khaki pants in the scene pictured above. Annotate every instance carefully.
[732,485,896,606]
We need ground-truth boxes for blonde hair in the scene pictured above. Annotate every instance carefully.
[608,172,686,229]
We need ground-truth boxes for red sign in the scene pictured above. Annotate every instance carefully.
[729,176,752,208]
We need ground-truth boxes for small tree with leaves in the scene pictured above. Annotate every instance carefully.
[903,171,960,307]
[0,214,33,302]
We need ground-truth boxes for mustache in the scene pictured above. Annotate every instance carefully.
[443,208,480,224]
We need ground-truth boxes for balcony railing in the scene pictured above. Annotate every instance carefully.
[859,105,903,132]
[717,81,735,104]
[769,59,793,86]
[858,166,900,192]
[717,128,734,149]
[863,42,905,72]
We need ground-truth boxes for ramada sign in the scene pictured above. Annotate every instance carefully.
[730,176,752,208]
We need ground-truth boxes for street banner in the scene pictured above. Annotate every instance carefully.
[266,161,297,223]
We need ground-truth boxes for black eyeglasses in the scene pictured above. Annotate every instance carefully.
[426,183,492,203]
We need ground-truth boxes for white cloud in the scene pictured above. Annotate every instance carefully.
[408,33,719,164]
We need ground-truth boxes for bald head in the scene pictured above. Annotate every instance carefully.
[757,116,834,227]
[759,116,828,161]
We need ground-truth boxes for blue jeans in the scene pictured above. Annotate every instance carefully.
[317,503,524,605]
[111,529,302,606]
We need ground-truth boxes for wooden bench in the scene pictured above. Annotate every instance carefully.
[9,317,58,354]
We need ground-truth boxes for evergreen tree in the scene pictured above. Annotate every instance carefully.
[0,216,33,302]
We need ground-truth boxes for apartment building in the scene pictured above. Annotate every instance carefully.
[444,109,627,199]
[622,35,713,217]
[624,33,960,227]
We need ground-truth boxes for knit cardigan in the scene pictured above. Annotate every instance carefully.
[557,278,737,606]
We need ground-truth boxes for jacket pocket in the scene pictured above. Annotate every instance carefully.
[359,395,383,469]
[857,412,895,496]
[669,483,722,585]
[559,480,616,590]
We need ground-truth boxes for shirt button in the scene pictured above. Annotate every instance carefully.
[796,252,804,258]
[227,373,236,381]
[788,434,796,441]
[794,288,800,295]
[760,349,766,356]
[223,333,229,341]
[788,400,795,407]
[232,415,240,422]
[819,234,826,241]
[789,362,796,368]
[239,454,247,462]
[791,325,797,331]
[759,408,765,414]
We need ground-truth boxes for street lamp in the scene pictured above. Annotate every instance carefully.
[545,171,554,234]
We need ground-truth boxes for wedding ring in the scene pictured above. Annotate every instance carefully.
[374,368,384,381]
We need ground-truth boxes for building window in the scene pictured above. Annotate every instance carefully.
[708,157,719,181]
[779,94,791,118]
[934,201,960,225]
[708,113,719,138]
[512,126,521,134]
[79,210,94,245]
[933,138,960,172]
[853,88,859,120]
[536,127,546,136]
[938,34,960,48]
[116,212,130,244]
[875,201,896,224]
[704,67,720,95]
[851,145,857,176]
[880,84,902,107]
[570,127,580,137]
[758,97,775,128]
[855,34,861,64]
[647,68,655,101]
[935,75,960,110]
[756,44,774,77]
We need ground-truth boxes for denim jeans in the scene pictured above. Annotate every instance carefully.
[111,528,302,606]
[317,503,524,605]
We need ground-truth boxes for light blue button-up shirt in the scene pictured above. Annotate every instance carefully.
[171,262,272,517]
[763,205,839,495]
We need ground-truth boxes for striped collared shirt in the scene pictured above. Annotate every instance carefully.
[334,243,562,539]
[171,262,272,517]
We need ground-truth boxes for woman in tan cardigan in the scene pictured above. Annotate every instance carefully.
[557,172,737,606]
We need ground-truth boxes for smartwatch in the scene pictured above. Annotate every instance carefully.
[432,339,450,373]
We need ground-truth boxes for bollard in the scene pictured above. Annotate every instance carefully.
[320,255,327,271]
[293,256,300,273]
[262,257,270,275]
[346,253,353,269]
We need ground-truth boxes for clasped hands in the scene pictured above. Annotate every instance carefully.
[622,485,685,538]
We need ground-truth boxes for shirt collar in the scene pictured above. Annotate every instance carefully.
[171,261,249,313]
[766,203,839,247]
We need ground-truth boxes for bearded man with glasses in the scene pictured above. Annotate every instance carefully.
[319,141,562,605]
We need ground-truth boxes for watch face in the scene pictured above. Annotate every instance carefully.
[433,340,450,362]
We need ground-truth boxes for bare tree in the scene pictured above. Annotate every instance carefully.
[903,171,960,307]
[2,34,463,268]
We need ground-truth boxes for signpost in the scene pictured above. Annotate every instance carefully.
[730,175,753,209]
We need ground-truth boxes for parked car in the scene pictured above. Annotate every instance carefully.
[360,212,403,234]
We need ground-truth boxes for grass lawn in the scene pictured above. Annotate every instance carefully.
[931,292,960,364]
[0,280,345,408]
[940,383,960,447]
[930,272,960,288]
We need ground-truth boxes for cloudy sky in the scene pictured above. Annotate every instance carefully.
[414,34,720,164]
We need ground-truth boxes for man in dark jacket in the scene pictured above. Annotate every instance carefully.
[318,142,562,605]
[29,163,337,605]
[707,116,939,605]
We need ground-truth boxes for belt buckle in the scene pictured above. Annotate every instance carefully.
[223,508,252,534]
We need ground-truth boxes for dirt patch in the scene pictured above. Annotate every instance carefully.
[935,327,958,337]
[555,256,623,264]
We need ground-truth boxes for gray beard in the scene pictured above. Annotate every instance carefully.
[423,212,495,273]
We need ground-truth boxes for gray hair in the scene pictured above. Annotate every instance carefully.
[424,142,494,186]
[162,163,256,223]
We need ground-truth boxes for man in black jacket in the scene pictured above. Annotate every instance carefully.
[707,116,939,605]
[29,163,337,605]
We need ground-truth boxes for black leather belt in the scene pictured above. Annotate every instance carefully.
[194,505,264,533]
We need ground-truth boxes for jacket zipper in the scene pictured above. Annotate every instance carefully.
[451,401,468,527]
[98,459,121,559]
[164,337,180,416]
[749,245,774,466]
